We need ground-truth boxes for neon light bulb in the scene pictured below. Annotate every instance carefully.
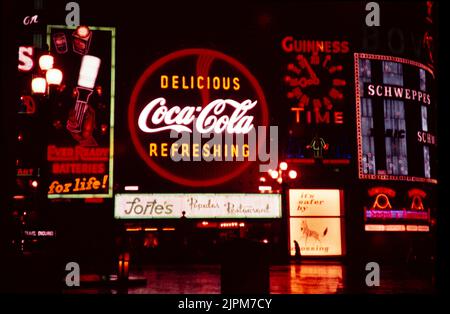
[76,26,90,38]
[78,55,101,89]
[46,68,63,85]
[288,170,297,179]
[39,54,54,71]
[31,77,47,94]
[279,162,288,171]
[31,180,38,188]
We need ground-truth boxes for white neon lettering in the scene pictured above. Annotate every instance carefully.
[18,46,34,72]
[138,97,256,134]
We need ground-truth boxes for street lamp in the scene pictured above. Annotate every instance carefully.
[261,161,298,263]
[267,162,298,189]
[31,53,63,95]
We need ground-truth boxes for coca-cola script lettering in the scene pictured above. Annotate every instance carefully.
[138,97,256,134]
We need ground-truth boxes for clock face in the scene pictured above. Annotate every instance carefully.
[284,53,346,111]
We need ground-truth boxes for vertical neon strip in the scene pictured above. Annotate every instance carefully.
[354,53,363,181]
[46,25,116,198]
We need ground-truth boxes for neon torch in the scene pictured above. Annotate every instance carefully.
[66,55,101,135]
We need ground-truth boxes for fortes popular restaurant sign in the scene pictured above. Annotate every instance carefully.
[128,49,269,187]
[114,193,281,219]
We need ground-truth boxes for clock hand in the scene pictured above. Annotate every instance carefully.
[298,55,320,85]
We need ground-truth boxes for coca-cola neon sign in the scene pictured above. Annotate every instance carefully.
[128,49,269,187]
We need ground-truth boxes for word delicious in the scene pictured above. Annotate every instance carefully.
[366,84,431,104]
[160,75,240,90]
[138,97,256,134]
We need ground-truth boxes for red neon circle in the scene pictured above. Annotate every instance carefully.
[128,49,269,187]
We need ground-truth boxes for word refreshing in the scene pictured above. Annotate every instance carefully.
[148,126,278,172]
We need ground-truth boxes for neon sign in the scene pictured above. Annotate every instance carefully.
[18,46,34,72]
[283,37,352,161]
[114,194,281,219]
[128,48,269,187]
[282,37,349,126]
[355,53,437,184]
[46,25,116,198]
[364,187,431,231]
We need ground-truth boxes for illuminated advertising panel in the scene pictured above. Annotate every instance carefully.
[281,37,353,161]
[127,49,270,188]
[364,186,431,232]
[46,25,115,198]
[289,189,344,256]
[289,189,343,217]
[114,193,282,219]
[354,53,437,184]
[289,217,343,256]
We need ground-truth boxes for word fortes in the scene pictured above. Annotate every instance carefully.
[48,175,108,194]
[161,75,240,91]
[138,97,256,134]
[177,298,272,311]
[124,197,173,215]
[366,84,431,105]
[282,36,350,54]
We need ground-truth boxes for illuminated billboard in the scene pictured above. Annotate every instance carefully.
[127,48,271,188]
[282,37,353,161]
[290,217,343,256]
[289,189,344,257]
[46,25,115,198]
[354,53,437,184]
[114,193,282,219]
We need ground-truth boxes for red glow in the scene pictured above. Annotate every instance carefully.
[85,198,104,204]
[368,187,396,197]
[408,188,427,198]
[322,159,350,165]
